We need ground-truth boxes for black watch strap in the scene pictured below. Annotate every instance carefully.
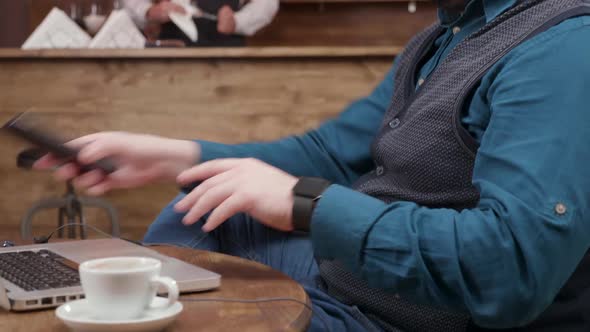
[292,177,331,232]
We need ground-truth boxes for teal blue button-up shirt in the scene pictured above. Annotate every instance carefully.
[194,0,590,328]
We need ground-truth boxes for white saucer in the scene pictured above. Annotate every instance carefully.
[56,297,183,332]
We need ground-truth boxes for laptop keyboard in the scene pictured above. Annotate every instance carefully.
[0,250,80,291]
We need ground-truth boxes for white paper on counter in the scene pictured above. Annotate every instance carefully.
[89,10,146,49]
[22,8,91,49]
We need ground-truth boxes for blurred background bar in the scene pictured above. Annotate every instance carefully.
[0,0,436,47]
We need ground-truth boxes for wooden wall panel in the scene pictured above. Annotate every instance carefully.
[0,1,30,47]
[0,57,392,241]
[248,2,437,46]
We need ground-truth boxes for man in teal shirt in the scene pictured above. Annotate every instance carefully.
[38,0,590,330]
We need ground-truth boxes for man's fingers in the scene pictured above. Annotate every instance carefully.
[182,182,235,226]
[66,134,102,150]
[72,169,105,190]
[77,137,121,164]
[177,159,243,185]
[54,163,80,181]
[33,153,62,170]
[203,194,245,232]
[174,170,234,212]
[86,179,114,196]
[106,166,150,187]
[83,169,132,195]
[33,133,106,170]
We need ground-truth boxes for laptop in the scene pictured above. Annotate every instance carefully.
[0,238,220,311]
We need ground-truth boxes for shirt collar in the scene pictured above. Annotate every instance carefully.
[438,0,518,26]
[483,0,518,22]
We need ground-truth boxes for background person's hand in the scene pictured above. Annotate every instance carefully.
[174,158,298,232]
[33,132,199,196]
[216,5,236,34]
[147,1,187,23]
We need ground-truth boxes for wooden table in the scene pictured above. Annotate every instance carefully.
[0,246,312,332]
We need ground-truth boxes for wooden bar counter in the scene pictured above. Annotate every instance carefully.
[0,47,393,241]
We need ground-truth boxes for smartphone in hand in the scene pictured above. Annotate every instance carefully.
[2,113,116,174]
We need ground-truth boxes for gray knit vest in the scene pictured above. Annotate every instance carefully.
[318,1,590,331]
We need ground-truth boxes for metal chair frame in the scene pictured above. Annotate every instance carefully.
[20,182,119,240]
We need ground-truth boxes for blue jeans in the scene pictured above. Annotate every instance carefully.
[144,194,382,332]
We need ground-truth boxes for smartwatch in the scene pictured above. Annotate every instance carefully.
[292,177,331,232]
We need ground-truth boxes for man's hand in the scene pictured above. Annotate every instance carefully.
[147,1,186,23]
[34,132,199,196]
[174,158,298,232]
[216,5,236,35]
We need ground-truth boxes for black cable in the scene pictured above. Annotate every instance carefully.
[180,296,330,331]
[141,242,194,249]
[34,222,114,244]
[35,222,195,249]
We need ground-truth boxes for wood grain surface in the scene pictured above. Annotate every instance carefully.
[0,245,312,332]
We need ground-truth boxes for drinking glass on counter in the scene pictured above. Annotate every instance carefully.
[83,2,107,36]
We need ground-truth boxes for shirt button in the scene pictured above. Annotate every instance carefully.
[375,166,384,176]
[388,118,400,129]
[417,78,425,86]
[554,203,567,215]
[452,26,461,35]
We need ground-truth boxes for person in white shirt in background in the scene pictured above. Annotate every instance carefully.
[123,0,279,46]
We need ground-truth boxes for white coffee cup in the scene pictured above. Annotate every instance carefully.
[79,256,179,321]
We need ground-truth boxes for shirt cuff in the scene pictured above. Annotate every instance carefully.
[195,140,240,162]
[127,2,152,28]
[233,11,252,36]
[310,184,387,269]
